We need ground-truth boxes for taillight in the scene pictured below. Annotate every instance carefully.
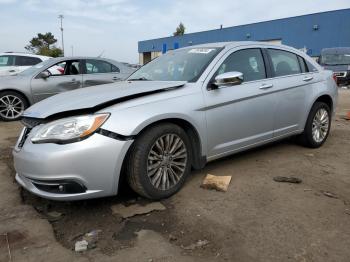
[332,74,338,86]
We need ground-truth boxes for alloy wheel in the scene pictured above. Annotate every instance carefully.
[0,95,25,120]
[312,108,329,143]
[147,134,188,191]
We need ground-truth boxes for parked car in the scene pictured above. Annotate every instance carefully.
[0,57,135,121]
[0,52,50,76]
[13,42,338,201]
[319,47,350,86]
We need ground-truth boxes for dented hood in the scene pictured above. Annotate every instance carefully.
[23,81,186,119]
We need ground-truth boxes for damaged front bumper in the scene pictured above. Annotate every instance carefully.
[13,127,133,201]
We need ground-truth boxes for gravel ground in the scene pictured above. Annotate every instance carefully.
[0,89,349,262]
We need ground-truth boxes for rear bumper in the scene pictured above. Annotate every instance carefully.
[13,130,133,201]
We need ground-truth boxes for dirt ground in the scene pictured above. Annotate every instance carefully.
[0,89,349,262]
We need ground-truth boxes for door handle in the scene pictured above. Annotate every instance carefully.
[71,78,76,82]
[112,77,121,81]
[303,76,313,82]
[259,83,273,90]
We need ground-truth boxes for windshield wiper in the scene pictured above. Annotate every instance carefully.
[128,77,150,81]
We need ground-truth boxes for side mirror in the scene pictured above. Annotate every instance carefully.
[212,71,244,89]
[38,70,50,79]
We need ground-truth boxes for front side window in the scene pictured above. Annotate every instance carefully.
[85,60,119,74]
[268,49,301,77]
[44,60,80,76]
[0,55,14,67]
[15,56,42,66]
[215,48,266,82]
[129,47,222,82]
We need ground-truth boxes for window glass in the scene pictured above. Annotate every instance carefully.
[0,55,14,67]
[129,47,222,82]
[215,48,266,82]
[298,56,307,73]
[85,60,118,74]
[268,49,301,77]
[44,60,80,76]
[15,56,42,66]
[46,62,66,76]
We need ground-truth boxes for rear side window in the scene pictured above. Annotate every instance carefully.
[268,49,301,77]
[85,59,120,74]
[15,56,42,66]
[0,55,14,66]
[216,48,266,82]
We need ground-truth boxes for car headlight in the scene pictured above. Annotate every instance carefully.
[31,113,110,144]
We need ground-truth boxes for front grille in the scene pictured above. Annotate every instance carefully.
[21,117,45,128]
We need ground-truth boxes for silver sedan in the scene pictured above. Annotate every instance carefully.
[0,57,135,121]
[13,42,338,201]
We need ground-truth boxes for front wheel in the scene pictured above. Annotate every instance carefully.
[126,123,192,199]
[0,91,28,121]
[299,102,331,148]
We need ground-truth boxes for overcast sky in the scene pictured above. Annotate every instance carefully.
[1,0,349,63]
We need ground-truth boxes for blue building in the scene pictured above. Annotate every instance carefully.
[138,8,350,64]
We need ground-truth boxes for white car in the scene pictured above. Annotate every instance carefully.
[0,53,51,76]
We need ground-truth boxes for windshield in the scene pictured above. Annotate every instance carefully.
[17,59,53,76]
[321,53,350,66]
[129,47,222,82]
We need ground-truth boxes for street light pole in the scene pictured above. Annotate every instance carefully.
[58,14,65,56]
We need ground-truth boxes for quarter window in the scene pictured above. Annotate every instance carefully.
[216,48,266,82]
[268,49,301,77]
[85,60,120,74]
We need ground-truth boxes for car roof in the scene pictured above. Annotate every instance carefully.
[47,56,126,66]
[0,52,51,60]
[175,41,302,53]
[321,47,350,55]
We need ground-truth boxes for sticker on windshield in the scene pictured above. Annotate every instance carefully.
[189,48,215,54]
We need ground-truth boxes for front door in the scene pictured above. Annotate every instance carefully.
[30,60,83,102]
[203,48,276,159]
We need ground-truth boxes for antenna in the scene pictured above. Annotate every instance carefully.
[97,50,105,57]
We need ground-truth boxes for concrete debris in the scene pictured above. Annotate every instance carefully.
[343,111,350,120]
[183,239,209,250]
[169,234,177,241]
[273,176,302,184]
[75,240,88,252]
[322,191,338,199]
[305,153,314,157]
[111,202,166,218]
[201,174,232,192]
[46,211,63,222]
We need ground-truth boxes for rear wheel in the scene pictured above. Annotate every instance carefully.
[0,91,28,121]
[127,123,192,199]
[299,102,331,148]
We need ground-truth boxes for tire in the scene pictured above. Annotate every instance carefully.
[126,123,192,199]
[298,102,331,148]
[0,91,28,121]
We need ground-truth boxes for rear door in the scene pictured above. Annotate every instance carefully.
[82,59,122,87]
[266,48,319,136]
[0,55,15,76]
[203,47,276,158]
[30,60,83,102]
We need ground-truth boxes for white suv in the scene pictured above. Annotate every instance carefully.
[0,53,51,76]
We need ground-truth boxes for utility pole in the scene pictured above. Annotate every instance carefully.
[58,14,65,56]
